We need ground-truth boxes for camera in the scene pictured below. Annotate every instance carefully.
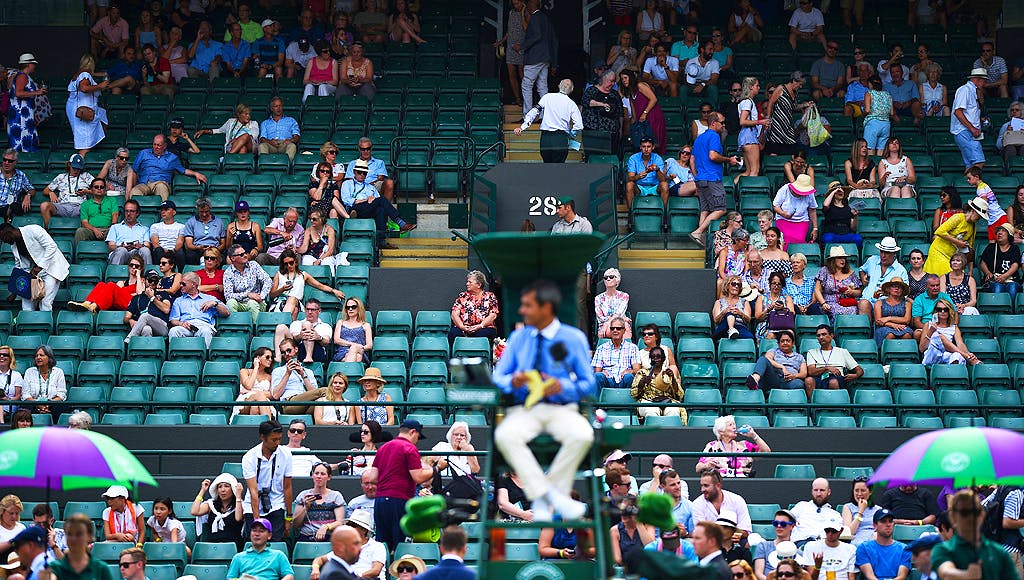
[258,488,272,514]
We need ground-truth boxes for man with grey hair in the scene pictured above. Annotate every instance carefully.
[259,96,300,160]
[67,410,93,430]
[0,148,35,222]
[223,243,273,323]
[126,134,206,202]
[515,78,583,163]
[911,274,953,340]
[345,138,394,202]
[168,271,231,347]
[39,154,94,227]
[258,207,305,265]
[844,62,873,118]
[178,197,227,266]
[592,315,641,390]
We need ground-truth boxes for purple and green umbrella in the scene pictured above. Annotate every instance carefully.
[869,427,1024,488]
[0,427,157,491]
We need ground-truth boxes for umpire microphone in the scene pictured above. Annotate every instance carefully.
[549,342,576,382]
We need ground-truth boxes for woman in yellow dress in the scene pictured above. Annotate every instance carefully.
[924,196,986,275]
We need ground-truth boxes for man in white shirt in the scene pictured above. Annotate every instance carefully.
[682,40,720,107]
[347,510,386,580]
[148,200,185,265]
[274,298,332,363]
[345,471,377,519]
[803,324,863,397]
[283,418,325,477]
[691,469,753,534]
[788,0,826,51]
[39,154,94,227]
[642,43,679,97]
[515,78,583,163]
[876,44,911,84]
[271,338,327,415]
[951,69,989,170]
[241,419,294,541]
[791,478,843,546]
[802,515,857,580]
[285,38,316,78]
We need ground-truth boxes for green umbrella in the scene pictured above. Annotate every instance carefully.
[0,427,157,491]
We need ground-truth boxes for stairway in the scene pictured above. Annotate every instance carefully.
[378,202,468,268]
[617,248,706,269]
[502,105,584,162]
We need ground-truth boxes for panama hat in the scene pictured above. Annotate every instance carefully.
[874,236,901,252]
[968,68,988,79]
[965,197,989,216]
[880,277,911,296]
[358,367,387,383]
[826,245,850,260]
[389,555,427,577]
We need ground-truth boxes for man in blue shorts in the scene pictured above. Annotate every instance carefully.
[951,69,988,170]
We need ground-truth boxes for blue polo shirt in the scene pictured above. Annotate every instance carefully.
[855,540,910,579]
[693,129,724,182]
[345,157,389,183]
[182,215,226,248]
[252,36,285,62]
[259,116,300,141]
[627,152,665,187]
[169,291,224,326]
[226,546,293,580]
[221,40,251,70]
[189,39,223,72]
[340,179,376,209]
[106,221,150,246]
[884,80,919,105]
[132,149,186,184]
[108,60,142,82]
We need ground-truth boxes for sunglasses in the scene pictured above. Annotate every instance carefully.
[653,463,671,469]
[92,185,106,189]
[119,562,138,568]
[610,326,625,331]
[346,304,358,310]
[325,150,338,155]
[734,574,747,579]
[117,156,129,160]
[359,146,372,151]
[289,428,305,434]
[204,256,217,260]
[129,264,142,269]
[361,429,371,434]
[777,573,796,578]
[1,158,15,163]
[935,307,950,312]
[159,260,171,265]
[642,331,656,336]
[681,150,692,155]
[604,275,617,280]
[231,253,246,258]
[772,520,795,527]
[282,259,296,265]
[397,565,417,573]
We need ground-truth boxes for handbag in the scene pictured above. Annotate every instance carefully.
[75,106,94,122]
[767,307,795,330]
[440,460,483,503]
[803,104,831,147]
[8,267,44,301]
[833,274,858,307]
[1003,129,1024,147]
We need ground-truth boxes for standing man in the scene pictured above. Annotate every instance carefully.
[10,527,48,580]
[515,79,583,164]
[691,469,753,534]
[318,525,363,580]
[951,69,989,170]
[933,490,1016,580]
[241,420,293,541]
[365,420,437,552]
[494,280,595,521]
[551,196,593,234]
[802,515,857,580]
[855,509,911,580]
[689,112,739,247]
[414,527,476,580]
[591,316,641,389]
[791,478,843,546]
[106,199,152,265]
[259,97,300,160]
[857,237,908,315]
[693,521,733,580]
[520,0,558,117]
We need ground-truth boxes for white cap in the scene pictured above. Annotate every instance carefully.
[346,509,374,533]
[261,18,277,27]
[101,485,130,499]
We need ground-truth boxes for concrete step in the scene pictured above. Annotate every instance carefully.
[378,258,468,268]
[504,151,585,162]
[618,248,706,269]
[377,231,469,268]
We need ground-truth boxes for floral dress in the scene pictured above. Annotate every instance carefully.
[7,72,39,152]
[697,439,760,477]
[595,289,630,337]
[815,267,862,318]
[721,247,746,278]
[451,291,499,329]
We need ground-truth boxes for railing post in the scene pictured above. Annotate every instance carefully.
[582,0,604,56]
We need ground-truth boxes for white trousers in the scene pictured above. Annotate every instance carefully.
[303,83,337,102]
[522,63,549,117]
[23,273,61,312]
[494,403,593,501]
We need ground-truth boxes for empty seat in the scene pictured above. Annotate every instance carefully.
[773,464,816,479]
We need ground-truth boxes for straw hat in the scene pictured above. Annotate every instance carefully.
[358,367,387,383]
[874,236,901,253]
[388,555,427,577]
[826,245,850,260]
[788,174,816,196]
[880,277,911,296]
[0,552,21,570]
[968,68,988,79]
[999,222,1015,237]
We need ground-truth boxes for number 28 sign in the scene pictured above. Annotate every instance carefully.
[527,196,560,216]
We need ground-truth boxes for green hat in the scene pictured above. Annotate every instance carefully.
[638,492,675,531]
[556,196,574,206]
[400,495,446,537]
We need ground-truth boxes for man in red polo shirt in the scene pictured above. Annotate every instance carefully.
[365,420,440,552]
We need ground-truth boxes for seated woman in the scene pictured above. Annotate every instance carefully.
[595,268,631,339]
[746,329,806,391]
[23,346,67,419]
[610,495,655,573]
[980,223,1021,300]
[314,372,351,426]
[878,137,916,199]
[496,472,532,522]
[754,271,795,341]
[333,297,373,362]
[873,278,914,346]
[123,265,177,339]
[298,209,345,274]
[268,248,345,320]
[68,253,147,313]
[787,253,822,315]
[293,462,346,542]
[695,414,771,477]
[783,150,814,184]
[713,211,745,256]
[919,298,981,365]
[309,161,350,220]
[448,270,499,344]
[638,323,679,379]
[190,473,244,546]
[907,249,929,299]
[996,101,1024,161]
[814,245,863,320]
[712,276,754,340]
[844,138,881,202]
[429,421,480,476]
[197,248,225,301]
[717,228,749,293]
[630,346,685,423]
[234,346,276,419]
[932,186,963,232]
[348,367,394,426]
[345,420,391,475]
[195,103,259,155]
[759,227,792,279]
[940,253,980,316]
[226,201,264,260]
[820,182,863,248]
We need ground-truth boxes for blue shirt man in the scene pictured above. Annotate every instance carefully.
[169,290,224,328]
[693,127,725,182]
[628,148,666,187]
[108,56,142,82]
[856,510,911,580]
[259,115,300,143]
[493,280,595,521]
[221,36,252,73]
[132,147,187,185]
[190,36,223,73]
[252,35,285,65]
[183,213,226,248]
[345,156,389,186]
[340,178,377,210]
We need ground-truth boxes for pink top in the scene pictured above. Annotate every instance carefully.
[91,17,129,44]
[308,57,335,84]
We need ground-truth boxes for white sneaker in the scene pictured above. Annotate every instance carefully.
[531,494,552,522]
[547,489,586,520]
[727,328,739,340]
[337,252,350,267]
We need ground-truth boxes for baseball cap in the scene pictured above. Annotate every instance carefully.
[159,200,177,210]
[68,154,85,169]
[604,449,633,464]
[873,508,895,524]
[101,485,130,499]
[298,38,310,50]
[145,269,161,281]
[261,18,277,27]
[168,117,185,129]
[235,200,250,212]
[400,419,427,439]
[823,513,843,531]
[11,526,47,546]
[775,508,797,522]
[251,517,273,532]
[908,533,942,554]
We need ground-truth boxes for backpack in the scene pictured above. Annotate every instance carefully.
[982,486,1023,549]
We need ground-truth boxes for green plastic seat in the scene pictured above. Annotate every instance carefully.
[394,542,440,564]
[412,336,450,362]
[189,413,228,425]
[409,361,448,388]
[674,311,712,338]
[889,363,928,390]
[816,415,857,428]
[143,542,187,571]
[126,336,166,363]
[16,311,54,334]
[773,464,817,479]
[451,336,490,359]
[117,361,158,391]
[414,310,451,336]
[834,466,874,478]
[375,310,413,337]
[90,542,135,563]
[748,503,782,523]
[930,364,969,389]
[717,338,756,365]
[202,362,242,389]
[191,542,240,565]
[677,338,716,364]
[208,337,247,361]
[291,542,330,565]
[47,335,85,365]
[371,336,411,363]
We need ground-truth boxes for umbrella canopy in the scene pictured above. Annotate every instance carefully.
[0,427,157,490]
[869,427,1024,488]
